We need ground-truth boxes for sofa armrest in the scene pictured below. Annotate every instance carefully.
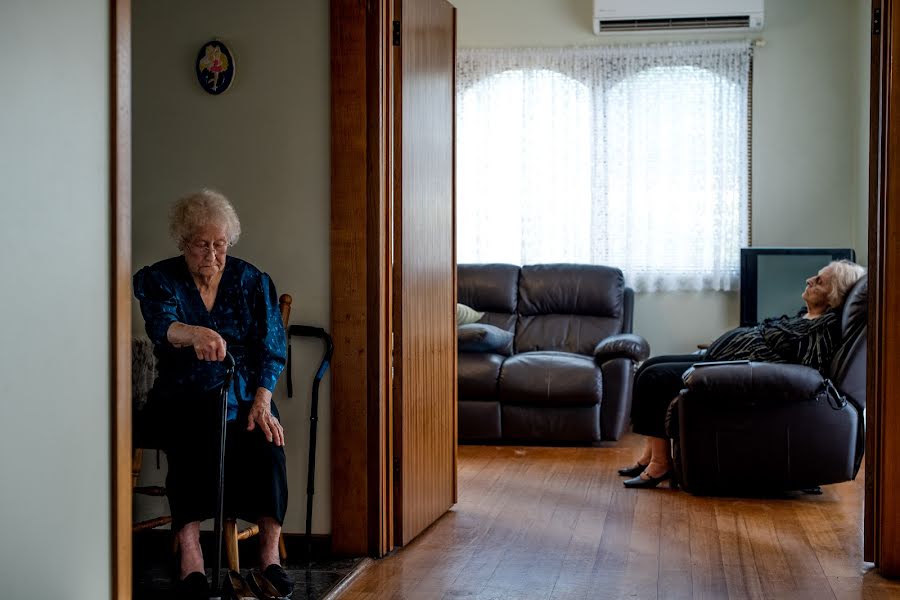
[458,323,514,355]
[599,358,635,441]
[681,361,826,405]
[593,333,650,365]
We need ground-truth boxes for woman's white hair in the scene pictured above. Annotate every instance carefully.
[169,189,241,251]
[827,259,866,307]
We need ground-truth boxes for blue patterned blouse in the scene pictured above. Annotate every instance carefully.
[133,256,287,421]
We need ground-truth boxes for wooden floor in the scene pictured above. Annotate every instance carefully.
[337,436,900,599]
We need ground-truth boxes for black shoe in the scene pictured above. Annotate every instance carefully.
[223,570,259,599]
[175,571,209,600]
[262,564,295,599]
[623,470,672,489]
[249,570,288,599]
[617,462,648,477]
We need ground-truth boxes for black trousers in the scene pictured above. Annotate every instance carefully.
[152,389,288,530]
[630,354,700,439]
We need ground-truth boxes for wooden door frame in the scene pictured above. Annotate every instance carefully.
[111,0,132,597]
[390,0,403,545]
[330,0,395,556]
[112,0,900,593]
[331,0,456,555]
[866,0,882,565]
[109,0,397,591]
[868,0,900,576]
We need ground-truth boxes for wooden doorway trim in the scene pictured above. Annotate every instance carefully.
[866,0,882,565]
[869,0,900,577]
[113,0,396,579]
[111,0,132,597]
[331,0,458,554]
[330,0,394,556]
[114,0,392,587]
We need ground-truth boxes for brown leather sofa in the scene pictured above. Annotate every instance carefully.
[457,264,650,444]
[668,276,868,494]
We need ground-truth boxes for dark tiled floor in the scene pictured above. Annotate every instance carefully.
[135,555,364,599]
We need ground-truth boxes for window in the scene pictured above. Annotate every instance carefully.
[457,69,592,265]
[456,42,752,292]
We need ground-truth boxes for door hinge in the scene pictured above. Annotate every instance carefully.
[393,457,401,478]
[392,20,401,46]
[874,8,881,36]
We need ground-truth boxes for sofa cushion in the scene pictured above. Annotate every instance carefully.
[499,351,602,407]
[515,264,625,354]
[458,353,505,400]
[458,263,519,313]
[458,323,515,355]
[458,263,519,339]
[518,264,624,317]
[517,315,623,355]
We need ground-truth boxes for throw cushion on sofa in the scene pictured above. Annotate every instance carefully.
[456,303,484,325]
[458,323,513,354]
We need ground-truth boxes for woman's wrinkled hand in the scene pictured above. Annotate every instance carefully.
[166,322,226,361]
[247,388,284,446]
[190,326,227,362]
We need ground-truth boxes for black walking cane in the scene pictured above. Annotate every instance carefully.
[287,325,334,560]
[212,351,236,596]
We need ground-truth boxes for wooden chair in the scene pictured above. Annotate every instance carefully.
[132,294,294,570]
[223,293,292,571]
[132,452,172,532]
[132,335,172,535]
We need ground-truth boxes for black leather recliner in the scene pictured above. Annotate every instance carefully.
[668,276,868,494]
[458,263,650,443]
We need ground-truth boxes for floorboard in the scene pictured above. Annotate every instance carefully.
[336,436,900,599]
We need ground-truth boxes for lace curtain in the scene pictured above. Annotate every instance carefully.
[456,41,752,292]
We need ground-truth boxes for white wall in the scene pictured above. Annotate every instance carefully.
[0,1,111,598]
[454,0,870,354]
[132,0,331,534]
[855,0,872,266]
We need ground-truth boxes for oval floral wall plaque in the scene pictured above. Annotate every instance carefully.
[196,40,235,95]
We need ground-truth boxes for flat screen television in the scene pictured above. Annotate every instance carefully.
[740,247,856,326]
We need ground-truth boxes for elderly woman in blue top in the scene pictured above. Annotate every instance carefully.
[134,189,292,599]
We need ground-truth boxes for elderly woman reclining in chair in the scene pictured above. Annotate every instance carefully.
[619,259,866,489]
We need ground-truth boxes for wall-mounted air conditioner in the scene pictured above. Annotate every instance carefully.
[593,0,765,35]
